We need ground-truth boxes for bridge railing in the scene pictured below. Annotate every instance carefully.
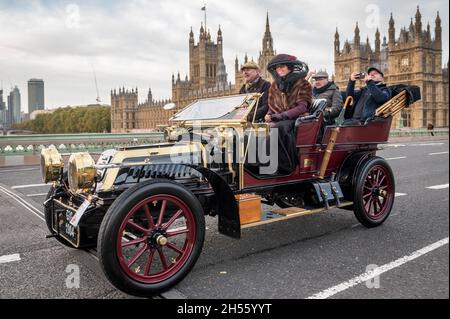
[389,128,449,137]
[0,133,165,155]
[0,129,448,156]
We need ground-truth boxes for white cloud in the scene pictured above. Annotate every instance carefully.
[0,0,448,111]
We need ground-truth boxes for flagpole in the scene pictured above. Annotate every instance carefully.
[204,4,207,32]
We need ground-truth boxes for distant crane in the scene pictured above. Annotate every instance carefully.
[91,63,101,104]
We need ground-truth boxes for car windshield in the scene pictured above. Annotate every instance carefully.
[171,94,250,121]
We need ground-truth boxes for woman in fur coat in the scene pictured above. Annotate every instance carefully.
[264,54,312,174]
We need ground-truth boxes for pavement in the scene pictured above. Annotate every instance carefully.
[0,137,448,299]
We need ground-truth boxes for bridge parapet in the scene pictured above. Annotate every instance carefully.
[0,133,165,155]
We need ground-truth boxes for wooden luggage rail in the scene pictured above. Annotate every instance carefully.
[375,90,407,118]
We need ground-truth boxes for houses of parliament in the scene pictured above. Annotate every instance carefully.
[111,7,448,132]
[334,7,448,128]
[111,14,275,132]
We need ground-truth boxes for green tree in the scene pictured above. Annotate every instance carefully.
[13,105,111,134]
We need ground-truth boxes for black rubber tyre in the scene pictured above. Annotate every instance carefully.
[44,174,75,248]
[97,179,205,297]
[275,196,304,209]
[353,157,395,228]
[275,198,293,209]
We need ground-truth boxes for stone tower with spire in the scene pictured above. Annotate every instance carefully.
[111,13,279,132]
[334,22,382,90]
[185,23,227,90]
[234,12,276,89]
[334,7,448,129]
[258,12,276,80]
[386,7,447,128]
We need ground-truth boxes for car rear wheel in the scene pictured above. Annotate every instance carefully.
[97,179,205,297]
[353,157,395,228]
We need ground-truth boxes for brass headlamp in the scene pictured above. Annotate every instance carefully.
[68,152,97,192]
[40,146,64,183]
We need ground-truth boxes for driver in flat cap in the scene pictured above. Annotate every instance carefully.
[239,61,271,122]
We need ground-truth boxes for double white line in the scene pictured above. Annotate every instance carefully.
[0,184,100,261]
[0,185,45,222]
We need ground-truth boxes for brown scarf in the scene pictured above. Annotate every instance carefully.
[268,78,312,113]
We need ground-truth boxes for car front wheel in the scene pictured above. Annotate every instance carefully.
[97,179,205,297]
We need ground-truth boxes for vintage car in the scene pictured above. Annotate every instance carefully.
[40,87,419,297]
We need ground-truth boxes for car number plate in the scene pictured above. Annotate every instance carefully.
[70,199,90,227]
[56,209,79,246]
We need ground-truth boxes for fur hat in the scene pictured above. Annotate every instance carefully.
[267,54,309,80]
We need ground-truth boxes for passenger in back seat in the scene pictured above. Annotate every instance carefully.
[345,66,392,124]
[311,70,343,125]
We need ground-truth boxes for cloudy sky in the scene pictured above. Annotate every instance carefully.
[0,0,448,112]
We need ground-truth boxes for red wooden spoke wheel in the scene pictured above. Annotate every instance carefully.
[98,180,205,297]
[361,165,394,220]
[353,157,395,228]
[116,194,196,284]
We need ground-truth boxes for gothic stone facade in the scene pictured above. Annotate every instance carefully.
[334,7,449,128]
[111,14,275,132]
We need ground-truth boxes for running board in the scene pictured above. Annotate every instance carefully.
[241,201,353,229]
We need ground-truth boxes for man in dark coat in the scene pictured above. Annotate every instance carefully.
[239,61,271,122]
[312,71,343,124]
[346,67,392,123]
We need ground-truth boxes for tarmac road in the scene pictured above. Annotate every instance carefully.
[0,137,448,299]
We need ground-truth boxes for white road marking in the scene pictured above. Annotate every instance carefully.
[0,253,21,264]
[0,185,44,221]
[0,185,99,262]
[429,152,449,156]
[385,144,406,148]
[160,289,188,299]
[395,193,408,197]
[410,143,445,146]
[11,183,48,190]
[0,168,39,174]
[426,184,449,190]
[27,193,49,197]
[386,157,407,161]
[307,237,449,299]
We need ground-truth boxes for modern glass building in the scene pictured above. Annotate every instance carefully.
[28,78,45,114]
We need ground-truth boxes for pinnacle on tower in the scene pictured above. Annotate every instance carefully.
[375,28,381,54]
[436,11,441,25]
[199,22,205,41]
[354,22,360,46]
[389,13,394,26]
[334,27,340,52]
[415,5,422,32]
[435,11,442,46]
[389,13,396,44]
[261,11,274,54]
[415,6,422,21]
